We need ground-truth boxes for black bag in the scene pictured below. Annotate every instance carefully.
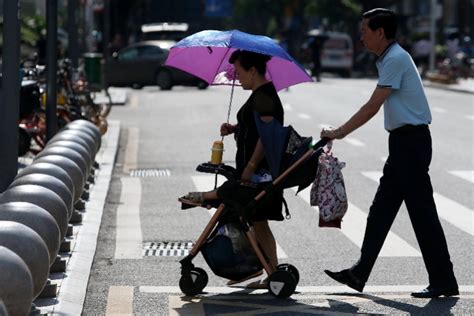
[201,222,262,281]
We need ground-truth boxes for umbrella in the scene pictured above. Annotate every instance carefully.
[165,29,313,91]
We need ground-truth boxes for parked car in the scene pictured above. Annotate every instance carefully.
[302,30,354,78]
[104,41,208,90]
[320,31,354,78]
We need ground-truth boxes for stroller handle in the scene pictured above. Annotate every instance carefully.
[310,137,330,150]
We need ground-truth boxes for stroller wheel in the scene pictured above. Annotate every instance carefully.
[277,264,300,284]
[179,267,208,296]
[268,270,297,299]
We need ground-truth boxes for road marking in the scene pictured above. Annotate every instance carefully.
[362,171,474,236]
[449,170,474,183]
[343,138,366,147]
[115,177,143,259]
[297,113,311,120]
[140,285,474,294]
[296,188,421,257]
[106,286,134,315]
[123,127,139,173]
[191,175,288,259]
[129,94,139,108]
[432,106,447,113]
[283,103,293,112]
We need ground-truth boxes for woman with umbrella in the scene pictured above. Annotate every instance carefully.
[182,49,285,288]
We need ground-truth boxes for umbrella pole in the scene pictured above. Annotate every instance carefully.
[222,73,237,142]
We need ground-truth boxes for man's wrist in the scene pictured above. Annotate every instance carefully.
[336,127,346,138]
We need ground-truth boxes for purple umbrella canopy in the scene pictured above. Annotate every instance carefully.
[165,30,313,91]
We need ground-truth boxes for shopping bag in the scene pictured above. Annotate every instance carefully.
[310,142,348,228]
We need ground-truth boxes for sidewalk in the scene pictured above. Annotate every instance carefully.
[424,77,474,94]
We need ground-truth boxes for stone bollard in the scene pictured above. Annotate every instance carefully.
[65,119,102,151]
[51,129,98,160]
[46,140,94,171]
[15,162,76,205]
[0,222,50,299]
[56,128,100,159]
[0,185,69,240]
[0,202,60,266]
[33,155,85,203]
[0,246,33,316]
[10,174,73,220]
[35,147,90,183]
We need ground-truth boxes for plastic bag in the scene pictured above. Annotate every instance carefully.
[310,142,348,228]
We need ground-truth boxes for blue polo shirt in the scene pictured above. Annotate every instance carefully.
[376,42,432,131]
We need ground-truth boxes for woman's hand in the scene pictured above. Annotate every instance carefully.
[220,123,236,136]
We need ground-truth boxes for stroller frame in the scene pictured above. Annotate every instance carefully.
[179,138,328,298]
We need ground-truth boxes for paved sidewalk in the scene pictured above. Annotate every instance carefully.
[424,77,474,94]
[94,87,128,105]
[33,120,120,315]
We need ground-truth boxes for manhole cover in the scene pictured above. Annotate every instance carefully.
[143,241,194,257]
[129,168,171,177]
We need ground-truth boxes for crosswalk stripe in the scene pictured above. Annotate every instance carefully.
[106,286,134,315]
[115,177,143,259]
[297,113,311,120]
[295,188,421,257]
[362,171,474,236]
[449,170,474,184]
[283,103,293,112]
[343,138,365,147]
[191,175,288,259]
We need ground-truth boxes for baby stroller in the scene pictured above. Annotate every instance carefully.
[179,120,329,299]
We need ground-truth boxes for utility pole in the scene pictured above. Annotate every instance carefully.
[68,0,80,68]
[0,0,21,192]
[46,0,58,142]
[429,0,437,72]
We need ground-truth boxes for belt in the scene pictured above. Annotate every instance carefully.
[390,124,429,133]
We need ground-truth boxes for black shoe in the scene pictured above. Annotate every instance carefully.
[324,269,364,292]
[411,286,459,298]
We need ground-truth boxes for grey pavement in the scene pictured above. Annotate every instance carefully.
[26,79,472,315]
[424,77,474,94]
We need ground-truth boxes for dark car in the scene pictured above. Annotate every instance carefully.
[105,41,208,90]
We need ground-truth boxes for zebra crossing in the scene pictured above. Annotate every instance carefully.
[189,168,473,259]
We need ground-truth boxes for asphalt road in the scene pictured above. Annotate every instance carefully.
[83,77,474,315]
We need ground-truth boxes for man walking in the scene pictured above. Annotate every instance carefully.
[320,8,458,298]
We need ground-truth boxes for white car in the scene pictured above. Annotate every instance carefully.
[320,31,354,77]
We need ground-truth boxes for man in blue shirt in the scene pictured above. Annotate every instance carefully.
[321,8,458,298]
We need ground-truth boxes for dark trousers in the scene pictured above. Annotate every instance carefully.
[351,125,457,288]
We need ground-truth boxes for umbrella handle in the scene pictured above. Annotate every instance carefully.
[222,71,237,142]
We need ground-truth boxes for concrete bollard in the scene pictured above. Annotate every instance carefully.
[51,129,98,159]
[10,174,74,220]
[0,246,33,316]
[65,119,102,151]
[0,222,50,299]
[46,139,95,169]
[35,147,90,183]
[57,128,100,158]
[15,162,76,205]
[33,155,85,203]
[0,185,69,240]
[0,202,60,266]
